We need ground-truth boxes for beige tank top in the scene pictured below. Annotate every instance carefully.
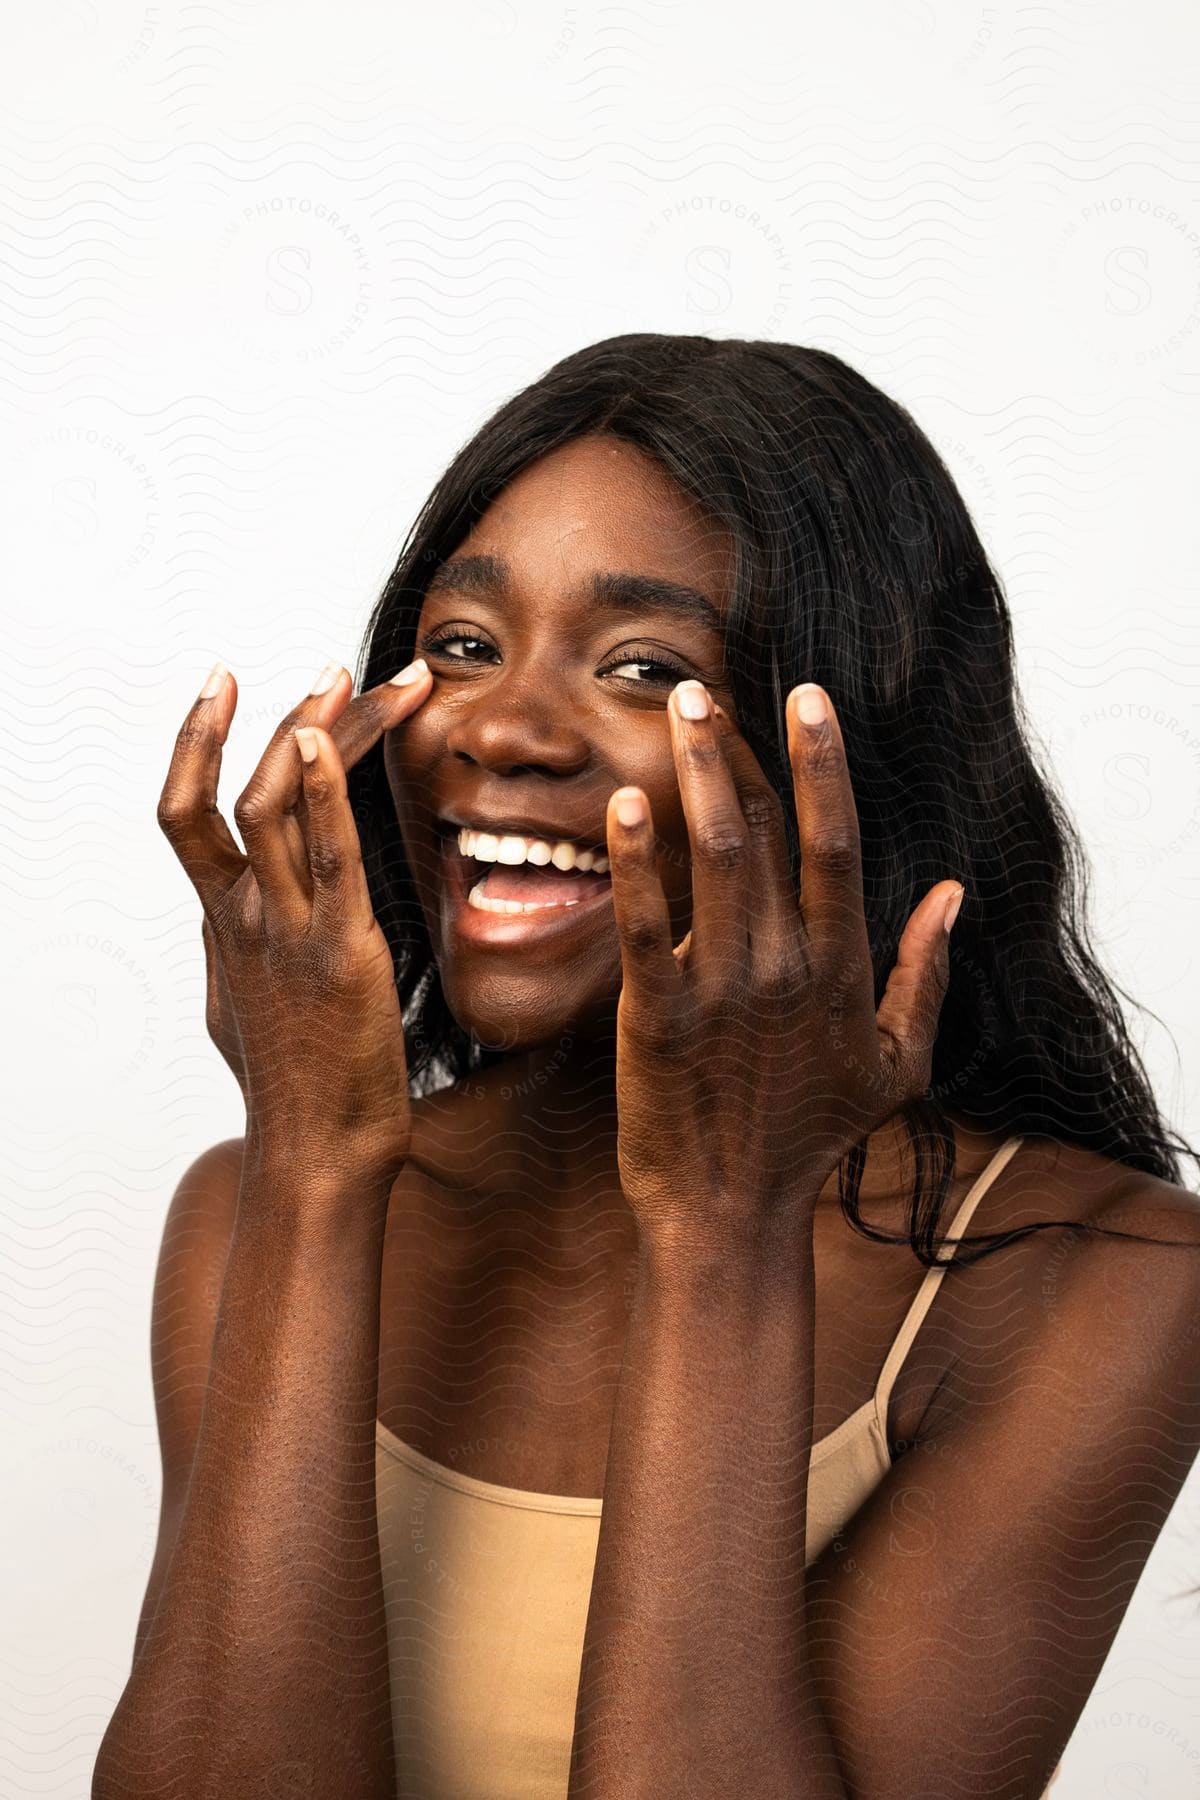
[376,1134,1060,1798]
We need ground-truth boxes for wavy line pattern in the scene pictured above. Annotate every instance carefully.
[3,3,1199,1797]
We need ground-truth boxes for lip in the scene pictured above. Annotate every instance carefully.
[439,834,614,948]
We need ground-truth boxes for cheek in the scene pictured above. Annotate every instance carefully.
[381,737,405,814]
[618,743,689,894]
[383,718,433,800]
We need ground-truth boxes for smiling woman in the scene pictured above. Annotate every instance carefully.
[95,335,1200,1800]
[350,335,1196,1194]
[373,431,746,1038]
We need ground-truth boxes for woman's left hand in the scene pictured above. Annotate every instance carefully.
[605,679,963,1248]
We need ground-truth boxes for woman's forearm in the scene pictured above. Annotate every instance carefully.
[568,1215,847,1800]
[92,1155,397,1800]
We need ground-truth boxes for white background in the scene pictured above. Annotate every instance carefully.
[3,1,1200,1794]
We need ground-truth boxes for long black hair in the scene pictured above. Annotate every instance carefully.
[346,332,1198,1268]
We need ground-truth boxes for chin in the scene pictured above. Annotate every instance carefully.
[441,974,620,1058]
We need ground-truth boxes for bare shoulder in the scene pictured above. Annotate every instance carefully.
[1041,1140,1200,1391]
[149,1137,247,1451]
[906,1132,1200,1443]
[808,1132,1200,1800]
[151,1137,246,1390]
[970,1131,1200,1254]
[157,1136,245,1274]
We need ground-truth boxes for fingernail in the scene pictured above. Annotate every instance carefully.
[675,680,710,720]
[943,886,964,934]
[389,657,428,686]
[199,660,227,700]
[614,788,646,827]
[309,660,343,695]
[793,684,827,726]
[294,726,319,764]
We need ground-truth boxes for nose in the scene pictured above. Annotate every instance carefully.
[443,678,594,779]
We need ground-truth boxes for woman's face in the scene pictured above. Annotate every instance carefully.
[384,432,737,1051]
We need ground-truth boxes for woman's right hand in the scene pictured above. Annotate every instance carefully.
[157,656,433,1185]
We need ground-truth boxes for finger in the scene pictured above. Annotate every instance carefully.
[284,656,433,900]
[668,680,751,975]
[606,786,681,1014]
[329,657,432,775]
[293,725,378,930]
[235,658,432,929]
[283,656,432,829]
[156,662,247,913]
[788,684,868,961]
[711,704,799,976]
[874,881,962,1108]
[232,660,354,921]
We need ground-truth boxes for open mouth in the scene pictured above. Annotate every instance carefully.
[439,828,614,925]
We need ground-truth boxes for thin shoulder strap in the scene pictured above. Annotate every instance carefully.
[874,1134,1025,1423]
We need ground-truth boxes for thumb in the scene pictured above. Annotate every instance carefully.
[874,882,961,1105]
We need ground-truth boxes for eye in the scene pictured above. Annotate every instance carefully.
[418,627,498,665]
[600,645,691,686]
[417,627,692,689]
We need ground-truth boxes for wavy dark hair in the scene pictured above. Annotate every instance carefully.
[345,332,1198,1269]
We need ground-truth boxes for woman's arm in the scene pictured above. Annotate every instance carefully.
[569,678,1200,1796]
[94,656,435,1798]
[570,1172,1200,1800]
[797,1176,1200,1798]
[569,1210,842,1799]
[92,1149,398,1800]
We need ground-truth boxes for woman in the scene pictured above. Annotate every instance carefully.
[95,336,1200,1800]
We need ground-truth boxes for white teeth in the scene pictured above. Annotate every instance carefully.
[456,826,609,875]
[467,879,583,914]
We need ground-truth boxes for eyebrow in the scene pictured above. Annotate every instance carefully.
[425,553,726,638]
